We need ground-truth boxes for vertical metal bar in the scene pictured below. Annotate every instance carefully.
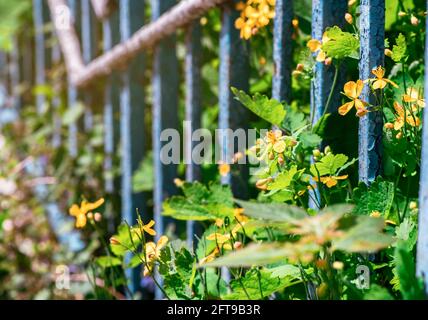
[416,0,428,294]
[309,0,347,209]
[151,0,179,299]
[52,43,62,148]
[67,0,80,157]
[81,0,97,131]
[119,0,146,295]
[103,10,120,195]
[310,0,347,125]
[218,0,250,198]
[33,0,47,113]
[358,0,384,184]
[272,0,293,103]
[10,36,22,111]
[151,0,179,238]
[185,21,202,246]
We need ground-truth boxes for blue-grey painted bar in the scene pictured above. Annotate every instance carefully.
[272,0,293,103]
[185,21,202,246]
[10,36,21,110]
[151,0,179,299]
[309,0,346,209]
[81,0,97,132]
[67,0,80,157]
[416,0,428,294]
[33,0,47,113]
[358,0,385,184]
[218,0,250,198]
[151,0,179,238]
[310,0,347,125]
[52,43,62,148]
[120,0,146,295]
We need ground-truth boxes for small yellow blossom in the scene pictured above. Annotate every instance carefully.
[345,13,353,24]
[367,66,398,90]
[143,236,168,276]
[235,0,276,40]
[219,163,231,177]
[338,80,368,117]
[234,208,248,224]
[403,87,425,109]
[199,247,220,265]
[393,101,420,131]
[69,198,105,228]
[313,175,348,188]
[140,219,157,236]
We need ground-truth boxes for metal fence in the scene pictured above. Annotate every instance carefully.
[1,0,426,297]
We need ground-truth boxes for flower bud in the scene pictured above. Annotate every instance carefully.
[398,11,407,17]
[384,122,394,129]
[233,241,243,250]
[174,178,184,187]
[87,212,94,220]
[411,15,419,25]
[292,70,302,77]
[94,212,102,222]
[296,63,304,71]
[409,201,418,210]
[278,154,285,165]
[324,146,331,155]
[324,57,332,66]
[333,261,344,270]
[292,18,299,29]
[396,132,403,139]
[384,49,393,57]
[345,13,353,24]
[110,237,121,245]
[313,149,321,158]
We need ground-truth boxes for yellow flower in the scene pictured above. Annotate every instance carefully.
[143,236,168,276]
[206,224,242,251]
[403,87,425,109]
[234,208,249,223]
[69,198,105,228]
[338,80,368,117]
[307,32,330,62]
[393,101,420,130]
[235,0,275,39]
[140,219,157,236]
[219,163,231,177]
[199,247,220,265]
[313,175,348,188]
[367,66,398,90]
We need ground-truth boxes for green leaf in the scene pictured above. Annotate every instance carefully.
[352,177,395,219]
[95,256,122,268]
[391,33,408,63]
[132,151,154,192]
[332,216,393,253]
[222,268,301,300]
[231,87,286,125]
[163,182,234,221]
[110,223,142,257]
[267,166,304,190]
[235,199,308,223]
[62,102,84,126]
[203,242,318,268]
[299,132,322,149]
[395,218,417,251]
[322,26,360,60]
[282,107,307,133]
[394,242,426,300]
[364,285,394,300]
[310,153,348,176]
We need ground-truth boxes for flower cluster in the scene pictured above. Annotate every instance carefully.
[69,198,104,228]
[307,32,331,64]
[235,0,276,40]
[339,66,398,117]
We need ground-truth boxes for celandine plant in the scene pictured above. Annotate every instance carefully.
[70,2,427,300]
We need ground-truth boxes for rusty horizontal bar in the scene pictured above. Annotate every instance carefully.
[48,0,229,88]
